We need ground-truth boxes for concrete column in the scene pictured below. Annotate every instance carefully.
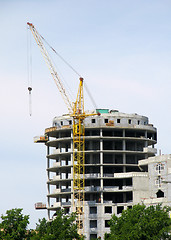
[123,153,126,172]
[71,130,74,211]
[123,193,126,203]
[123,129,126,171]
[47,144,50,220]
[58,140,61,206]
[123,139,126,150]
[100,129,103,203]
[145,130,148,147]
[122,133,126,172]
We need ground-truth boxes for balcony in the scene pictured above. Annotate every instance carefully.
[53,149,61,154]
[122,186,133,190]
[52,189,60,194]
[103,200,113,204]
[53,162,60,168]
[103,186,119,191]
[53,175,60,181]
[53,202,61,208]
[85,186,101,192]
[48,162,60,171]
[87,200,96,205]
[103,173,114,177]
[61,188,71,192]
[85,173,100,179]
[143,147,157,155]
[61,201,71,206]
[48,202,61,210]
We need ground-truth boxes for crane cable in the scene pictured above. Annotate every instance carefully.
[84,82,98,110]
[27,27,32,116]
[40,34,81,78]
[27,26,98,112]
[38,34,79,102]
[38,34,98,110]
[47,49,75,103]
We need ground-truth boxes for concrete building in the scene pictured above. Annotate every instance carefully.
[138,154,171,207]
[37,109,157,239]
[36,109,158,239]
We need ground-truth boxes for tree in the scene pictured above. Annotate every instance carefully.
[105,204,171,240]
[0,208,31,240]
[32,210,84,240]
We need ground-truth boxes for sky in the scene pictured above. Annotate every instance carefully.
[0,0,171,229]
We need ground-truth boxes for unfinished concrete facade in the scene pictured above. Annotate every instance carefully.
[138,154,171,207]
[42,109,157,239]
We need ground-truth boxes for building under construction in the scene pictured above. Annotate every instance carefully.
[35,109,160,239]
[28,22,171,240]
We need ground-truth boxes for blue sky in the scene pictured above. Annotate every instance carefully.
[0,0,171,228]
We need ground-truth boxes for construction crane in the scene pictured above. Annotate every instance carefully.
[27,22,97,235]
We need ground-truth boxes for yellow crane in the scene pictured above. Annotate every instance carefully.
[27,22,97,235]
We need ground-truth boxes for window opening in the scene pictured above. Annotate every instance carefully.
[156,190,164,198]
[90,220,97,228]
[155,163,164,175]
[105,119,108,123]
[61,121,63,126]
[90,207,97,214]
[105,206,112,213]
[92,119,96,123]
[69,120,72,125]
[155,176,163,187]
[117,206,124,214]
[64,207,70,214]
[90,234,97,239]
[117,119,120,123]
[128,119,131,124]
[105,220,110,228]
[127,206,132,209]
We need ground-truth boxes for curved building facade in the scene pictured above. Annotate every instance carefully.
[43,109,157,239]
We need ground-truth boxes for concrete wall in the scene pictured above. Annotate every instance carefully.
[133,175,149,204]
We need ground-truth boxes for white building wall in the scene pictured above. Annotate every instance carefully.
[139,155,171,206]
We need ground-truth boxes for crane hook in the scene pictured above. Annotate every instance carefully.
[28,86,32,93]
[28,87,32,116]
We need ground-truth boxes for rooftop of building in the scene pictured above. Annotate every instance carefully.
[51,109,157,131]
[53,109,148,119]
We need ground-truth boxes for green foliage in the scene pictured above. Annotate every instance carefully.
[0,208,31,240]
[31,210,83,240]
[105,204,171,240]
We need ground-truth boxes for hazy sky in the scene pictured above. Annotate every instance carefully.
[0,0,171,228]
